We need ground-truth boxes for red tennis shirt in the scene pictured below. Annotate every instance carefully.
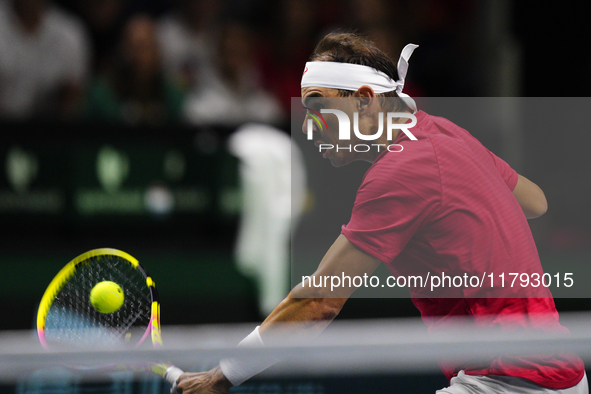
[341,110,585,389]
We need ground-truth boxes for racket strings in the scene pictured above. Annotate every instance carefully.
[45,255,152,347]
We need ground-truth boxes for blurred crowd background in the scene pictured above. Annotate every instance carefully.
[1,0,591,331]
[0,0,484,125]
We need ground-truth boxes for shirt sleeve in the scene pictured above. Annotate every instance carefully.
[487,150,518,191]
[341,155,441,264]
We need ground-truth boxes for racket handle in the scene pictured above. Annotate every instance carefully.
[163,366,184,394]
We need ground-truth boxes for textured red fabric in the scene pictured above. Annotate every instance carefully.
[341,110,584,389]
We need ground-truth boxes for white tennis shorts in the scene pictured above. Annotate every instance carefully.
[436,370,588,394]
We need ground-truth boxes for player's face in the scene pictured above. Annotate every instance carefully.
[301,87,361,167]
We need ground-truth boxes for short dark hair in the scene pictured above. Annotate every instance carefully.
[309,30,408,111]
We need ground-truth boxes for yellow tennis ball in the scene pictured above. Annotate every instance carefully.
[90,281,124,313]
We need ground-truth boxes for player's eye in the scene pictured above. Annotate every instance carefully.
[304,104,323,115]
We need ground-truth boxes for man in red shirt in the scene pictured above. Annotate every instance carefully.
[176,31,587,394]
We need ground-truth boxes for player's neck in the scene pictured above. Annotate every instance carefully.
[366,130,401,163]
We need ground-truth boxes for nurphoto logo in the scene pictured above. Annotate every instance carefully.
[304,107,418,153]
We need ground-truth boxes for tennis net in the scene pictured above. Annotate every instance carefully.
[2,312,591,393]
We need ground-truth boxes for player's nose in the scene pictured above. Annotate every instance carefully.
[301,114,317,136]
[301,114,309,135]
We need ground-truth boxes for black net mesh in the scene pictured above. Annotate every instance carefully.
[44,255,152,348]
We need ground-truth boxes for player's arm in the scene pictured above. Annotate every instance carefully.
[260,234,382,336]
[513,174,548,219]
[176,234,382,394]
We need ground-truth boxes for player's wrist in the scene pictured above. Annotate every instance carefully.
[219,326,280,386]
[212,366,233,391]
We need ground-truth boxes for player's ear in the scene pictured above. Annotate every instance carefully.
[353,85,375,114]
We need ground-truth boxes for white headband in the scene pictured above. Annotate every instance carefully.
[301,43,419,110]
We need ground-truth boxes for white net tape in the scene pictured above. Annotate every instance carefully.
[3,313,591,383]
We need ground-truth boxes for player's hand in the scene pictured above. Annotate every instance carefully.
[176,366,233,394]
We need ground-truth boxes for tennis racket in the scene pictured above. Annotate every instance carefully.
[36,248,184,391]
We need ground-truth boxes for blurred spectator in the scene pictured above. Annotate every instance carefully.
[183,19,283,127]
[83,15,185,125]
[75,0,126,74]
[257,0,321,112]
[348,0,394,30]
[157,0,221,90]
[0,0,90,120]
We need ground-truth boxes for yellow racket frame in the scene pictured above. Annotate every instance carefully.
[37,248,162,348]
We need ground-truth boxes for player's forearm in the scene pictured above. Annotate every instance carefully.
[259,287,346,341]
[260,236,375,339]
[215,289,345,388]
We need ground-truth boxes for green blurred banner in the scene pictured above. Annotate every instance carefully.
[0,123,241,232]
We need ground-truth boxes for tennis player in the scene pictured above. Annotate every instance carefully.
[176,31,588,394]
